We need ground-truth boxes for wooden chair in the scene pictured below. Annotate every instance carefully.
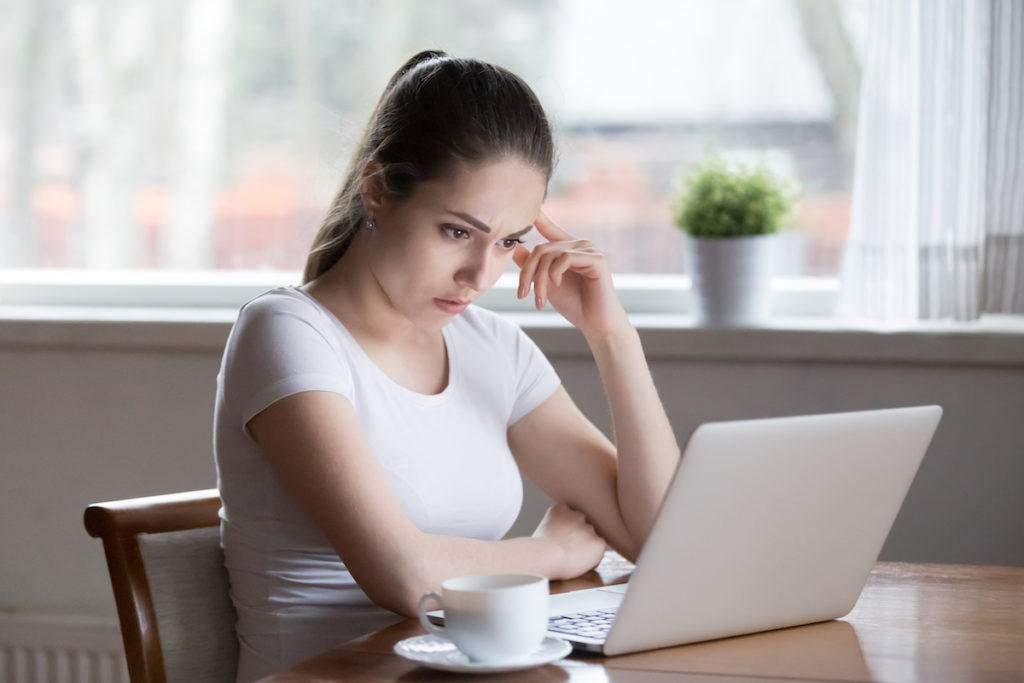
[84,489,238,683]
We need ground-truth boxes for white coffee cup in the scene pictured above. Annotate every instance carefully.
[418,573,549,664]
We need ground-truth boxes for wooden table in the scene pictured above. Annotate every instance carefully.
[260,553,1024,682]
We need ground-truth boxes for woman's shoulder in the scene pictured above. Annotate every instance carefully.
[219,287,355,418]
[228,286,343,354]
[239,286,319,320]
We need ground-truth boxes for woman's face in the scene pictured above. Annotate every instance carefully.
[365,156,547,329]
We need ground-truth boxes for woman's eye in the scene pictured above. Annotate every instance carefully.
[441,225,470,240]
[500,237,524,251]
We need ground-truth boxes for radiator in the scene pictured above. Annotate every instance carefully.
[0,614,128,683]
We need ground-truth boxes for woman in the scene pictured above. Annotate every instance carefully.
[214,50,680,681]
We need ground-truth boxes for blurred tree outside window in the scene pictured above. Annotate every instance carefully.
[0,0,864,277]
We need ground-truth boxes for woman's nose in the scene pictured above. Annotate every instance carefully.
[454,253,493,292]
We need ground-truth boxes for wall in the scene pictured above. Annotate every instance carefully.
[1,317,1022,622]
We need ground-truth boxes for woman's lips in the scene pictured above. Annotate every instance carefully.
[434,298,470,314]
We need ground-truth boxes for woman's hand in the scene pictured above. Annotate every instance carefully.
[531,502,607,580]
[513,211,630,339]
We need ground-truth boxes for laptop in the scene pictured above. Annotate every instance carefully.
[433,405,942,655]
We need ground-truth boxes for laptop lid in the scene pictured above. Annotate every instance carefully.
[598,405,942,656]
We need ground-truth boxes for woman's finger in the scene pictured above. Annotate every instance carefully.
[512,243,530,270]
[554,249,606,284]
[516,241,556,298]
[533,249,562,308]
[516,244,542,299]
[534,210,573,243]
[514,244,533,298]
[551,251,574,287]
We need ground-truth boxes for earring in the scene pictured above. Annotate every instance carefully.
[365,218,375,230]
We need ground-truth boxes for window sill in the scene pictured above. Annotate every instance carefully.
[1,269,1020,364]
[515,313,1024,366]
[1,305,1021,367]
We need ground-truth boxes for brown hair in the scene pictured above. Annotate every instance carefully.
[302,50,556,283]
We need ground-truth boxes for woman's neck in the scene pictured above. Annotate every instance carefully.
[304,241,450,395]
[304,241,434,349]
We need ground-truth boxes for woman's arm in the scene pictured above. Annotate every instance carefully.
[511,212,681,557]
[247,389,606,618]
[586,323,680,548]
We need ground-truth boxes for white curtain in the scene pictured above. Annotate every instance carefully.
[839,0,1024,322]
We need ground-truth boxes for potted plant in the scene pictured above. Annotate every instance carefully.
[671,152,799,327]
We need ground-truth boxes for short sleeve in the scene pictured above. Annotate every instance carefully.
[507,325,561,426]
[221,291,353,426]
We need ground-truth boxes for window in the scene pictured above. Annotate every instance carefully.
[1,0,864,287]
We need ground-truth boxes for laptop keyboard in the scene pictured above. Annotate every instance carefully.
[548,607,619,640]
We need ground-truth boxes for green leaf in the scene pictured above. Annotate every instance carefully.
[670,151,800,238]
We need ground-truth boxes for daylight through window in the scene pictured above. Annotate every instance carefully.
[0,0,865,277]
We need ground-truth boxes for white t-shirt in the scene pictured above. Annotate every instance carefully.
[214,287,560,681]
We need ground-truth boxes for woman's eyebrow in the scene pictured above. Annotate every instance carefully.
[448,211,492,234]
[506,225,534,240]
[447,211,533,239]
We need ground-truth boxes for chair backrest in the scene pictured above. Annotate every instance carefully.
[84,489,238,683]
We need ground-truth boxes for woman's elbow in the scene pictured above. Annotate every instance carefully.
[361,579,420,618]
[614,541,641,565]
[355,565,431,619]
[336,529,431,618]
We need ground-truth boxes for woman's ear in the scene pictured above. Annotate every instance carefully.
[359,160,387,214]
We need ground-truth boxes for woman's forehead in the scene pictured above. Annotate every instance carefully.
[444,157,547,191]
[413,158,547,219]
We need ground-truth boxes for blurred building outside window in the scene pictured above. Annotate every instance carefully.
[0,0,865,308]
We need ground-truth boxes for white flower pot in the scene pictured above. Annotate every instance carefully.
[684,234,776,327]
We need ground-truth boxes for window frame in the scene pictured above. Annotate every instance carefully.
[0,270,838,319]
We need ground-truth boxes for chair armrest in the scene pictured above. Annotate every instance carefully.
[84,489,221,539]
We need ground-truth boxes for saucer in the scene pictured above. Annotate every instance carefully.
[393,634,572,673]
